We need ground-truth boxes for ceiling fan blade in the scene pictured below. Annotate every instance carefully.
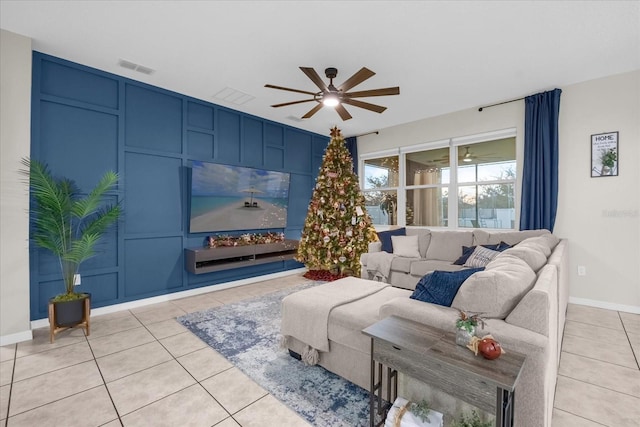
[302,103,324,119]
[338,67,375,92]
[335,103,353,121]
[345,87,400,98]
[265,84,317,96]
[271,99,316,108]
[299,67,328,92]
[342,98,387,114]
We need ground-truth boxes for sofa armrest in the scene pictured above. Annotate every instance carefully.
[506,264,558,337]
[368,241,382,253]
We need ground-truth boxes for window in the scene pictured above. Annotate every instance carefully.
[405,147,449,227]
[362,155,399,226]
[361,131,517,229]
[456,138,516,229]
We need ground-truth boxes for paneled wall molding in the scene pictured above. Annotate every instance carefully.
[29,52,326,320]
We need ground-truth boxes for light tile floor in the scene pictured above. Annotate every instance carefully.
[1,273,638,426]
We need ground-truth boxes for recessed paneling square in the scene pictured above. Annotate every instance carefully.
[39,101,118,191]
[40,59,118,109]
[312,136,329,156]
[124,237,183,297]
[287,174,313,227]
[242,117,263,167]
[217,110,241,163]
[265,147,284,169]
[124,153,182,234]
[187,102,214,130]
[187,131,215,159]
[285,129,312,173]
[125,85,182,153]
[265,123,284,146]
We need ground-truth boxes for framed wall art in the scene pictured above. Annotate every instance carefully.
[591,131,618,177]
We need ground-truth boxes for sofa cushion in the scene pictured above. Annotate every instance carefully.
[425,231,474,262]
[410,268,484,307]
[500,245,548,272]
[377,228,406,253]
[474,229,550,246]
[451,254,536,319]
[410,260,466,277]
[328,286,411,353]
[463,246,501,268]
[391,235,421,258]
[407,229,432,258]
[389,256,416,273]
[517,235,560,256]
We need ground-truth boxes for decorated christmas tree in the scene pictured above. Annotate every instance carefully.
[296,127,377,279]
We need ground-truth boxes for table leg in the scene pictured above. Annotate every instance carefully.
[370,340,377,427]
[496,387,515,427]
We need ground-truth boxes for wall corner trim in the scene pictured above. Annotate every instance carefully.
[0,329,33,346]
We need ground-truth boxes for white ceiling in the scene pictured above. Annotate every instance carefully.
[2,1,639,138]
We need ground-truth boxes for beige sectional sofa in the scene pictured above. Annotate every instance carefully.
[281,229,568,427]
[360,228,554,290]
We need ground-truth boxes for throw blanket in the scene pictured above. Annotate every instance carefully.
[365,251,396,282]
[281,278,389,357]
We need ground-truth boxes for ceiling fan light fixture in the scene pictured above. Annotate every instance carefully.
[463,157,473,163]
[322,93,340,107]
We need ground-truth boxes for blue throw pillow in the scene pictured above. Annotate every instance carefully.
[495,241,512,253]
[377,228,406,253]
[410,268,485,307]
[453,242,511,265]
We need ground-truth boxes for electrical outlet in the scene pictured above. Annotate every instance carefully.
[577,266,586,276]
[73,274,81,286]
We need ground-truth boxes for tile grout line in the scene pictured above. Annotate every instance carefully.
[617,311,640,370]
[552,408,608,427]
[559,348,639,371]
[84,326,124,426]
[137,314,238,425]
[556,372,640,400]
[3,344,17,427]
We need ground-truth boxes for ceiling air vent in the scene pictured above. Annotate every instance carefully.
[213,87,255,105]
[118,59,155,75]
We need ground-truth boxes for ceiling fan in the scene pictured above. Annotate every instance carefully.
[432,147,502,165]
[265,67,400,121]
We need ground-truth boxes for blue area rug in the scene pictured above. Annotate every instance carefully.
[177,282,372,427]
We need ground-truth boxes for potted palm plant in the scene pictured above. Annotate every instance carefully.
[22,158,121,342]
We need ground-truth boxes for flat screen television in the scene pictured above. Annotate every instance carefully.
[189,161,291,233]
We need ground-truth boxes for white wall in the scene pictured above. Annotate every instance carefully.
[554,71,639,311]
[359,71,640,311]
[0,30,33,345]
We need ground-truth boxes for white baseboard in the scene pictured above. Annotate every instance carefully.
[30,268,307,330]
[569,296,640,314]
[0,329,33,346]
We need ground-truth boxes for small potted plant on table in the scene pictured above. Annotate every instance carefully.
[455,310,484,347]
[23,159,121,342]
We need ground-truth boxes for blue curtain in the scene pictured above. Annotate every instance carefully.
[345,136,358,175]
[520,88,562,232]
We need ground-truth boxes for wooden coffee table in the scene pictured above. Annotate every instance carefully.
[362,315,525,427]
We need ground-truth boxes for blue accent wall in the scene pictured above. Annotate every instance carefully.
[29,52,328,320]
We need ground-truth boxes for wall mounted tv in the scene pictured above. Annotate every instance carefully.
[189,161,291,233]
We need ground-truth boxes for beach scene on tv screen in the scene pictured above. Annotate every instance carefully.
[189,161,290,233]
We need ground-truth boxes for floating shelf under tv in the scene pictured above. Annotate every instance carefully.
[184,240,299,274]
